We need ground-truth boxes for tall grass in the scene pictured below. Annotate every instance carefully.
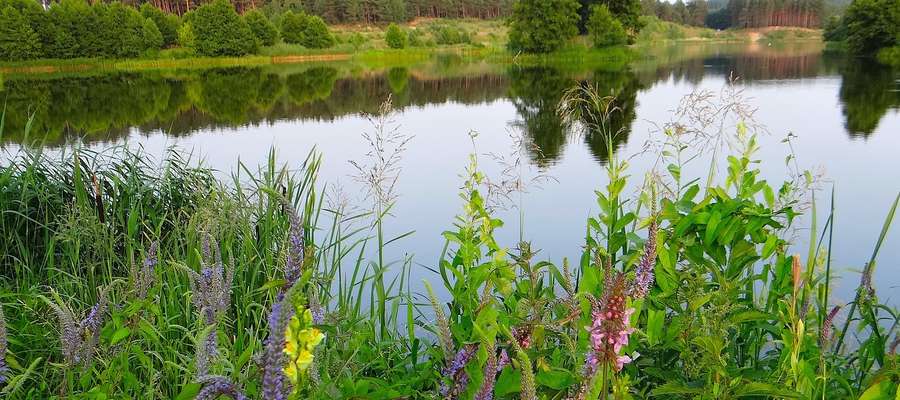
[0,86,898,399]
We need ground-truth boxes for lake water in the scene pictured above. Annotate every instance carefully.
[2,42,898,304]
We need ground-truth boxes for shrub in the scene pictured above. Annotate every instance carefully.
[244,9,277,46]
[280,10,307,45]
[142,17,164,51]
[303,15,334,48]
[46,0,97,59]
[385,23,406,49]
[588,4,627,47]
[177,21,195,50]
[184,0,257,56]
[508,0,580,53]
[407,29,423,47]
[140,3,180,47]
[347,32,368,49]
[0,6,42,60]
[428,23,471,45]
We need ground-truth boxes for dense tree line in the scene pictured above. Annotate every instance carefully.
[0,0,340,61]
[509,0,643,53]
[0,0,167,61]
[641,0,825,28]
[642,0,709,26]
[724,0,824,28]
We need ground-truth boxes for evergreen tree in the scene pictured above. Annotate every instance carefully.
[142,17,164,51]
[141,4,180,47]
[0,5,42,60]
[184,0,257,56]
[280,10,308,44]
[588,4,627,47]
[385,22,407,48]
[302,15,334,48]
[244,9,278,46]
[508,0,580,53]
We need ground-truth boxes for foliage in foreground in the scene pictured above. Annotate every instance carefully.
[0,88,899,399]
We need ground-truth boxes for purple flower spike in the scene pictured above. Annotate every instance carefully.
[261,298,294,400]
[196,376,248,400]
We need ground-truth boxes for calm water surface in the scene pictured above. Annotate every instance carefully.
[2,42,898,303]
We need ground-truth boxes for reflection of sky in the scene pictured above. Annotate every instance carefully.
[13,65,899,306]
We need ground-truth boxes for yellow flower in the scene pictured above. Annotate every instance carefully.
[282,305,325,389]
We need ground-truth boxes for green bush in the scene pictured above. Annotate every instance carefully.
[843,0,899,54]
[508,0,580,53]
[407,29,423,47]
[385,23,407,49]
[141,17,164,52]
[0,6,42,61]
[347,32,368,49]
[244,9,277,46]
[184,0,257,56]
[177,21,195,50]
[588,4,627,47]
[140,3,180,47]
[428,23,471,45]
[280,11,307,45]
[303,15,334,48]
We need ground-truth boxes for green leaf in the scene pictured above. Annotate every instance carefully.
[535,369,576,390]
[110,327,131,345]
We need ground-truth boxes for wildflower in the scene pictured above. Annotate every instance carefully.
[188,235,233,325]
[194,325,219,380]
[497,349,510,373]
[474,346,498,400]
[425,281,454,361]
[820,305,842,348]
[283,305,324,387]
[588,269,636,372]
[512,326,532,350]
[131,241,158,300]
[261,299,293,400]
[0,304,8,385]
[48,287,111,368]
[284,204,305,288]
[196,375,247,400]
[440,344,478,399]
[629,219,657,299]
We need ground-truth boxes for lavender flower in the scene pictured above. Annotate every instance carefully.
[284,205,305,289]
[474,346,498,400]
[440,344,478,399]
[131,241,159,300]
[261,298,294,400]
[194,325,219,380]
[308,291,324,325]
[0,304,8,385]
[629,220,657,299]
[188,235,233,325]
[820,305,842,348]
[497,349,510,373]
[47,287,111,368]
[196,375,248,400]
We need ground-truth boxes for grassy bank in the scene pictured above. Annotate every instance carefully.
[0,85,898,399]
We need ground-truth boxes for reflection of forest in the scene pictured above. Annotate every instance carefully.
[1,45,896,162]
